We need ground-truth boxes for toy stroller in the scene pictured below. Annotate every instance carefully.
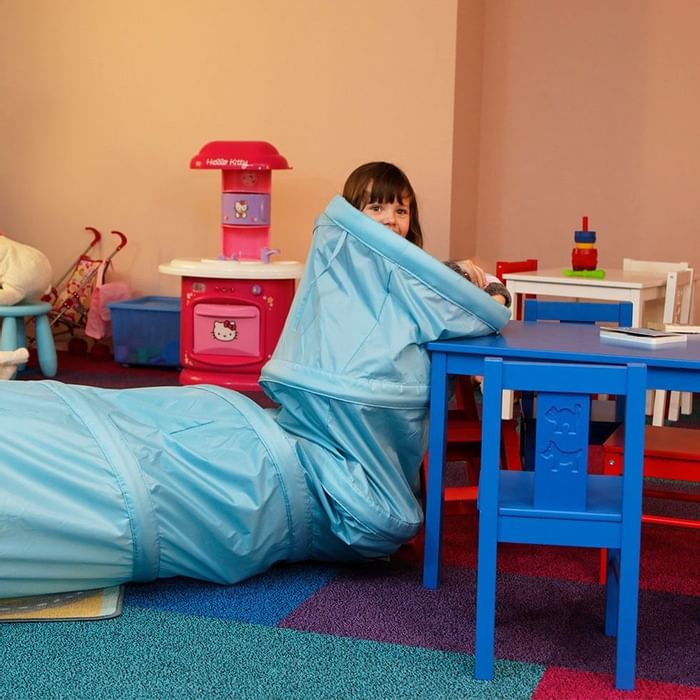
[47,227,128,356]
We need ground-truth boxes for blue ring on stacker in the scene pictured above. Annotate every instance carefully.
[574,230,596,243]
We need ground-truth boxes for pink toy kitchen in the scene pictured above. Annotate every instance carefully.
[159,141,304,390]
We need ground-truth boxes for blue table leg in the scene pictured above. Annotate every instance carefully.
[423,351,449,589]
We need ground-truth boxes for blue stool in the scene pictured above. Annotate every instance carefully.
[0,301,57,377]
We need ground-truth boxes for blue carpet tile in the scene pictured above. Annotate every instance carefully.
[125,563,339,626]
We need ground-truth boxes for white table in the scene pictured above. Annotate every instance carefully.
[500,266,672,419]
[503,267,669,326]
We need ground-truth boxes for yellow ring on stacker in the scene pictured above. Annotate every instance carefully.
[575,243,595,249]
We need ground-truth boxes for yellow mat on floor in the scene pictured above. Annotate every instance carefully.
[0,586,123,622]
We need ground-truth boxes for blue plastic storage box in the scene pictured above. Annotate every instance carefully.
[109,296,181,367]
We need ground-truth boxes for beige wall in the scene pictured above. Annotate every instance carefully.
[475,0,700,303]
[2,0,699,314]
[0,0,459,296]
[449,0,484,262]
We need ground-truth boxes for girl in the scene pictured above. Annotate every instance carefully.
[342,161,511,307]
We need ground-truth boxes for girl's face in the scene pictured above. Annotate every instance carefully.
[361,197,411,238]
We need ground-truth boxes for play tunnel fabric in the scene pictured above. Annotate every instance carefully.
[0,195,509,597]
[259,196,510,559]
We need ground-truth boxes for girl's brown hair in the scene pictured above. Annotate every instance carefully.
[342,161,424,248]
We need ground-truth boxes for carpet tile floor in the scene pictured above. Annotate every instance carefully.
[1,513,697,699]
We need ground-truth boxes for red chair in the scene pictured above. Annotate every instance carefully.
[599,424,700,581]
[495,258,538,318]
[420,258,532,514]
[422,373,522,514]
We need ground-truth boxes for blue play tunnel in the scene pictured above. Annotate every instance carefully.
[0,195,509,597]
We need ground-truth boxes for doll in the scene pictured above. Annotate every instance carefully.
[0,233,52,306]
[0,348,29,380]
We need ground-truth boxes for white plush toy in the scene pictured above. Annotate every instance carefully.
[0,348,29,380]
[0,233,53,306]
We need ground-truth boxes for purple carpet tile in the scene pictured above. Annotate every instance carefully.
[279,560,473,651]
[279,561,700,687]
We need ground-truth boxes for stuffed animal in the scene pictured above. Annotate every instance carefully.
[0,348,29,380]
[0,233,52,306]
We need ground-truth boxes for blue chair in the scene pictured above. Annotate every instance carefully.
[0,301,57,377]
[474,357,647,691]
[523,299,633,326]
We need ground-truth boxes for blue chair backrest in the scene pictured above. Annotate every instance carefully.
[481,357,646,515]
[523,299,633,326]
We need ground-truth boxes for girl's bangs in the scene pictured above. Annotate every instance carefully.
[368,179,411,205]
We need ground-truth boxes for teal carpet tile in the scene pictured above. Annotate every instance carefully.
[0,606,544,700]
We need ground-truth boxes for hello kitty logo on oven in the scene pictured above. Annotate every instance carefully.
[213,319,237,342]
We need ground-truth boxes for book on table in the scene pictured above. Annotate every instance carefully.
[646,322,700,334]
[599,326,688,347]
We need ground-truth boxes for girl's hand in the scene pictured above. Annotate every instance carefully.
[455,259,487,288]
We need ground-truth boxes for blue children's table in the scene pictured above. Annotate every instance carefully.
[423,319,700,588]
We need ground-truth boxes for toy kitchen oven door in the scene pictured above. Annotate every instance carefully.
[160,141,304,391]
